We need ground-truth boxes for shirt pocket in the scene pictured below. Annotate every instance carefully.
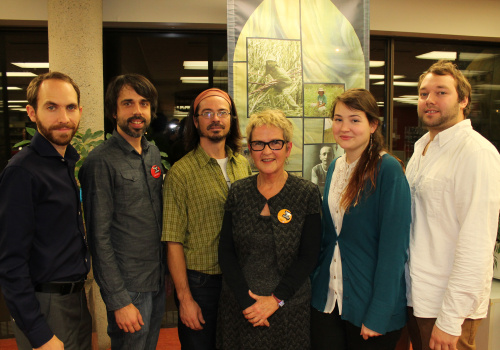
[115,170,144,207]
[414,176,448,220]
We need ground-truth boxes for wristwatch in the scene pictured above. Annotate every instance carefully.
[272,293,285,307]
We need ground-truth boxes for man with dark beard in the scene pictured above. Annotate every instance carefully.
[0,72,91,350]
[163,88,251,350]
[79,74,165,350]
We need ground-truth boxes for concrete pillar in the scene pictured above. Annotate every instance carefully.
[47,1,108,349]
[48,0,104,134]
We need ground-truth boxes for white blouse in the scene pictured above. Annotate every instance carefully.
[324,155,358,314]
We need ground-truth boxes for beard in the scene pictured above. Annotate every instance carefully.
[37,120,79,146]
[418,102,460,130]
[197,121,229,143]
[117,116,149,138]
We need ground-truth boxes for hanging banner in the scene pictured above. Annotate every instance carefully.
[228,0,369,177]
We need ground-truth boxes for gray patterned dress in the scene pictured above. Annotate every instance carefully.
[217,174,322,350]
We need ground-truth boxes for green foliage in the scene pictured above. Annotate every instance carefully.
[13,127,36,148]
[13,140,31,148]
[11,127,105,180]
[72,129,105,178]
[148,139,171,171]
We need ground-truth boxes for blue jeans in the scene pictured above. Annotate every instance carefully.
[107,283,165,350]
[175,270,222,350]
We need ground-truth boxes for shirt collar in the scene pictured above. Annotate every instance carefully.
[433,119,472,148]
[416,119,472,150]
[30,130,80,162]
[193,144,234,167]
[112,129,150,154]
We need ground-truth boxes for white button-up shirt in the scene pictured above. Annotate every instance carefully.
[406,119,500,336]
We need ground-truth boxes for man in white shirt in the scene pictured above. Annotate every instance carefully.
[406,60,500,350]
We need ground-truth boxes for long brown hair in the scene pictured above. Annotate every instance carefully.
[331,88,387,209]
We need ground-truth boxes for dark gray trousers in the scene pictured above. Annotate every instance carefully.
[12,289,92,350]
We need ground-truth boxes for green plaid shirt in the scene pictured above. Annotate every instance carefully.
[162,145,252,274]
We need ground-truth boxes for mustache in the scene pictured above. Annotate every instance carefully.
[207,122,225,130]
[48,122,77,131]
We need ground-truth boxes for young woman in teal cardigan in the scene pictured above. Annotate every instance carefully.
[310,89,411,349]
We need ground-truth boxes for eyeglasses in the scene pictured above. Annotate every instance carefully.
[249,139,286,151]
[197,111,231,119]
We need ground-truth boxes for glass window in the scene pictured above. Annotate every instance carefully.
[0,30,49,170]
[103,30,228,163]
[389,38,500,162]
[368,38,387,140]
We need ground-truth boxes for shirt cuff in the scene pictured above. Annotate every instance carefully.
[435,312,464,337]
[101,289,133,311]
[21,318,53,349]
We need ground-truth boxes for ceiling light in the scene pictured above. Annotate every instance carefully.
[180,76,228,84]
[370,61,385,68]
[459,53,498,61]
[461,70,488,77]
[183,61,228,70]
[369,74,406,80]
[475,84,500,91]
[8,100,28,103]
[416,51,457,60]
[394,97,419,105]
[11,62,49,69]
[173,110,189,117]
[6,72,37,77]
[0,86,22,90]
[373,81,418,87]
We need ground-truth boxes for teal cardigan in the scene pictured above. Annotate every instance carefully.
[310,154,411,334]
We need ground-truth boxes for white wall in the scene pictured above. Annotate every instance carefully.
[370,0,500,39]
[1,0,499,39]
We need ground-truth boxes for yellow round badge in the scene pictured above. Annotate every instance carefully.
[277,209,292,224]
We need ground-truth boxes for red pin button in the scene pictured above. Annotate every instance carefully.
[151,165,161,178]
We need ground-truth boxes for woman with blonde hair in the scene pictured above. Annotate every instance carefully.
[310,89,411,349]
[217,110,322,349]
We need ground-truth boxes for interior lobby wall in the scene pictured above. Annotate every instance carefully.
[1,0,499,39]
